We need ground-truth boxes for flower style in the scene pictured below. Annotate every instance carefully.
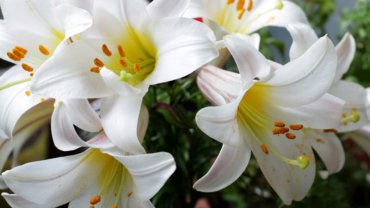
[185,0,308,37]
[30,0,218,99]
[2,134,176,208]
[194,34,344,204]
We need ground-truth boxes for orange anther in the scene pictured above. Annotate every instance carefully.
[120,59,127,68]
[15,46,28,54]
[94,58,104,67]
[89,195,101,205]
[112,204,118,208]
[285,133,296,140]
[274,121,285,127]
[279,127,289,134]
[38,45,50,56]
[89,206,94,208]
[13,48,25,58]
[227,0,235,4]
[247,0,253,11]
[236,0,245,10]
[21,63,33,72]
[90,67,100,74]
[324,129,337,133]
[117,45,125,57]
[272,128,280,135]
[134,64,140,73]
[25,90,31,96]
[261,144,268,154]
[102,44,112,56]
[289,124,303,131]
[128,192,133,197]
[7,52,21,61]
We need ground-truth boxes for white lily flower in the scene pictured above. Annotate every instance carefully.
[184,0,308,37]
[2,134,176,208]
[287,23,369,132]
[194,34,343,204]
[30,0,218,99]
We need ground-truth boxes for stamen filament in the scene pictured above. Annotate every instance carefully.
[340,110,361,123]
[0,78,32,90]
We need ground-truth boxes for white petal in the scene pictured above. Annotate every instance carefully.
[245,131,315,205]
[195,97,241,146]
[224,34,271,85]
[270,94,345,129]
[197,65,241,105]
[247,0,309,33]
[147,0,190,19]
[305,130,345,175]
[0,66,37,137]
[145,18,218,85]
[55,4,93,39]
[111,151,176,201]
[334,33,356,82]
[100,67,148,96]
[51,101,87,151]
[267,36,337,107]
[31,41,114,99]
[2,193,51,208]
[183,0,211,19]
[2,150,103,207]
[287,23,318,60]
[63,99,102,132]
[137,105,149,143]
[100,95,146,154]
[193,139,251,192]
[344,126,370,156]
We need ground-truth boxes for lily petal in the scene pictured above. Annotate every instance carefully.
[100,95,146,154]
[305,130,345,175]
[334,33,356,83]
[193,139,251,192]
[147,0,190,19]
[287,23,318,60]
[196,97,241,146]
[145,17,218,85]
[266,36,337,107]
[111,152,176,201]
[224,34,271,85]
[2,193,51,208]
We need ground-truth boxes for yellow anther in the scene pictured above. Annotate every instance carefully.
[261,144,269,155]
[237,8,246,19]
[289,124,303,131]
[247,0,253,11]
[285,133,296,140]
[296,155,310,169]
[40,98,45,102]
[89,195,101,205]
[236,0,245,10]
[30,72,34,77]
[21,63,33,72]
[7,52,21,61]
[38,45,50,56]
[25,90,31,96]
[350,110,361,123]
[90,67,100,74]
[117,45,125,57]
[102,44,112,56]
[274,121,285,127]
[120,59,128,68]
[134,64,140,73]
[94,58,104,67]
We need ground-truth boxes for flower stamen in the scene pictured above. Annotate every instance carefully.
[21,63,34,72]
[274,121,285,127]
[38,45,50,56]
[90,195,101,205]
[90,67,100,74]
[285,133,296,140]
[340,109,361,124]
[261,144,269,154]
[289,124,303,131]
[102,44,112,56]
[94,58,105,68]
[117,45,125,57]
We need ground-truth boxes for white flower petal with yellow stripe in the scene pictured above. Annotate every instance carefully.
[2,135,176,208]
[195,34,342,205]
